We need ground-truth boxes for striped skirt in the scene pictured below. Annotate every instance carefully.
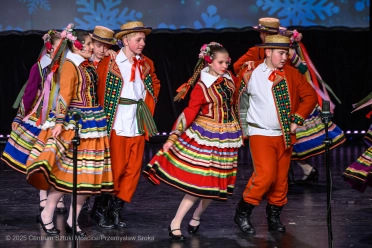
[26,106,114,194]
[1,115,41,174]
[364,124,372,147]
[342,146,372,193]
[292,108,346,160]
[143,120,243,200]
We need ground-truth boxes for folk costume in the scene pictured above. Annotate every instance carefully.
[95,21,160,228]
[234,35,317,234]
[343,93,372,192]
[1,30,63,173]
[26,50,114,195]
[143,67,243,200]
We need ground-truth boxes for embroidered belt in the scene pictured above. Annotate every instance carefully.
[119,97,158,137]
[247,122,282,131]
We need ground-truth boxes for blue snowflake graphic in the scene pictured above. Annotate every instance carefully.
[355,0,370,11]
[194,5,225,28]
[157,23,186,29]
[0,25,23,31]
[256,0,340,26]
[19,0,50,14]
[74,0,143,30]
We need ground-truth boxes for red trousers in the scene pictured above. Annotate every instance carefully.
[110,131,145,202]
[243,135,293,206]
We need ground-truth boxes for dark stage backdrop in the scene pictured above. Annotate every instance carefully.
[0,27,371,137]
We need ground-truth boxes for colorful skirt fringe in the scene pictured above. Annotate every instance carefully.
[342,146,372,193]
[143,120,243,201]
[292,108,346,160]
[26,106,114,194]
[1,115,41,174]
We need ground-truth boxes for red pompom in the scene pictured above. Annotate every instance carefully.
[74,40,83,50]
[45,42,53,50]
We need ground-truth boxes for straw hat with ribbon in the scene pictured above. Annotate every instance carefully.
[256,34,298,49]
[90,26,116,45]
[114,21,152,40]
[253,17,286,34]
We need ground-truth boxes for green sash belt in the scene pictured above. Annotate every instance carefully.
[119,97,158,137]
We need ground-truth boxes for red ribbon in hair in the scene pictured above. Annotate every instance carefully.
[130,57,145,82]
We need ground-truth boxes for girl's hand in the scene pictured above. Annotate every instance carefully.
[290,123,298,134]
[163,141,174,152]
[11,122,19,131]
[52,125,62,138]
[106,49,117,59]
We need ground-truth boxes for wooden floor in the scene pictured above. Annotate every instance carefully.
[0,139,371,248]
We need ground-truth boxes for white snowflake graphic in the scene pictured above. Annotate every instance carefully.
[19,0,51,14]
[74,0,143,30]
[256,0,340,26]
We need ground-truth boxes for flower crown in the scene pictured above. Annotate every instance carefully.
[60,23,83,50]
[42,29,59,51]
[198,42,231,64]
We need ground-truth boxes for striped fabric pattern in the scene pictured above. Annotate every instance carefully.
[144,77,242,200]
[292,108,346,160]
[343,146,372,193]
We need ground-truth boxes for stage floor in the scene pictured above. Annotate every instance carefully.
[0,140,371,248]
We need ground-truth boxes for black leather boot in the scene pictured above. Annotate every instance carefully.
[266,204,286,232]
[90,194,115,229]
[81,196,92,214]
[234,199,255,234]
[107,196,126,228]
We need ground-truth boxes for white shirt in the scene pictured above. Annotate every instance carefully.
[112,49,146,137]
[246,61,283,136]
[66,51,85,67]
[200,67,232,87]
[39,54,52,69]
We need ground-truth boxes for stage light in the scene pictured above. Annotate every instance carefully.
[361,130,366,134]
[0,135,3,138]
[346,130,351,134]
[353,131,359,134]
[162,132,167,135]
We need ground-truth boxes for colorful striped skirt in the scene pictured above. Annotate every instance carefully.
[364,124,372,147]
[143,120,243,201]
[342,146,372,193]
[26,106,114,194]
[1,115,41,174]
[292,108,346,160]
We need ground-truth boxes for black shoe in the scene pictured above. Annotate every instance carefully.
[188,217,201,234]
[65,223,87,238]
[81,197,92,214]
[107,196,126,228]
[266,204,286,232]
[168,225,186,241]
[56,199,67,214]
[36,213,60,236]
[296,167,319,184]
[39,199,47,212]
[234,199,255,234]
[90,195,115,229]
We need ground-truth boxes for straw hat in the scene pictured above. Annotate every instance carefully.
[114,21,152,40]
[253,17,284,33]
[256,35,298,49]
[90,26,116,45]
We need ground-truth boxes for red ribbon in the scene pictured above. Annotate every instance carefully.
[366,110,372,119]
[130,57,145,82]
[268,69,285,82]
[93,61,99,68]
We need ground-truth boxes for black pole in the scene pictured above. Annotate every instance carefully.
[71,113,81,247]
[321,100,333,248]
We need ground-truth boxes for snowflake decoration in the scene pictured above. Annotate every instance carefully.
[256,0,340,26]
[0,25,23,31]
[74,0,143,30]
[355,0,370,11]
[194,5,224,28]
[158,23,186,29]
[19,0,51,14]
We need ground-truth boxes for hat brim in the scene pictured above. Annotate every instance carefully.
[252,26,279,33]
[89,33,116,45]
[114,28,152,40]
[256,43,298,49]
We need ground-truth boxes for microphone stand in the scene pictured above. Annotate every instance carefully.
[72,114,81,247]
[320,101,333,248]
